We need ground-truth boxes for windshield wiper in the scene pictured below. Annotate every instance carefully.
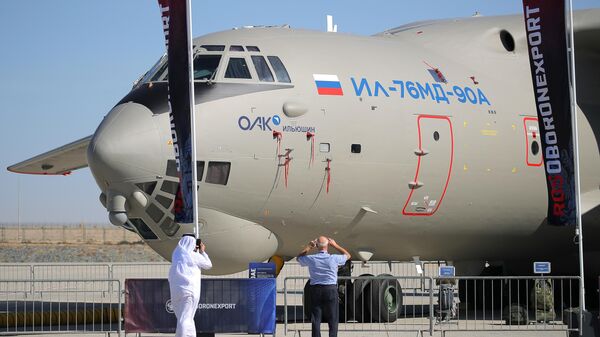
[207,70,217,85]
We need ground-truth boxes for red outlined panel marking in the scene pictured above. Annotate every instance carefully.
[402,115,454,216]
[523,117,543,167]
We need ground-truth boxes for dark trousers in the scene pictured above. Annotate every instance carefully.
[310,284,339,337]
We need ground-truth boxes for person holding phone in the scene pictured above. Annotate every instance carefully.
[168,234,212,337]
[297,236,351,337]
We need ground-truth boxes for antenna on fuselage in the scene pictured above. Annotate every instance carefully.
[326,15,337,32]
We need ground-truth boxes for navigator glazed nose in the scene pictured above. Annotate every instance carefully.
[87,102,164,188]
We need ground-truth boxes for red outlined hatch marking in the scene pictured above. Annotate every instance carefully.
[402,115,454,216]
[523,117,543,167]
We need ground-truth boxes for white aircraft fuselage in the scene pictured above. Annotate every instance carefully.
[10,11,600,278]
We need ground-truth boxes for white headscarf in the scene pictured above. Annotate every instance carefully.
[168,236,212,295]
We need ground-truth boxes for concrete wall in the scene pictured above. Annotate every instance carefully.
[0,225,142,244]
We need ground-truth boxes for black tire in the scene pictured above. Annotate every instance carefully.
[352,274,373,323]
[337,260,353,323]
[338,279,353,323]
[371,275,402,322]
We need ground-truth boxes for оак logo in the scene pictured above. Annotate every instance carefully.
[238,114,281,131]
[272,115,281,126]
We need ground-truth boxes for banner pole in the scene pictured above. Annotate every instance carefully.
[566,0,584,311]
[186,0,200,238]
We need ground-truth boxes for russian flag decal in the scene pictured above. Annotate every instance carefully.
[313,74,344,96]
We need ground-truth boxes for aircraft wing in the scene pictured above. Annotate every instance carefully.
[7,136,91,175]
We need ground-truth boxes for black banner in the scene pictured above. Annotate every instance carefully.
[522,0,576,225]
[158,0,195,223]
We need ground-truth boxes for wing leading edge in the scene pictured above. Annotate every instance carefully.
[7,136,91,175]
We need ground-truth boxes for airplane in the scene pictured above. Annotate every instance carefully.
[8,9,600,312]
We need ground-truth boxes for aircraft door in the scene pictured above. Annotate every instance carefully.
[523,117,543,167]
[402,115,454,216]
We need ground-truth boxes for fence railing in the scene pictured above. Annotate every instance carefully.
[0,279,121,336]
[283,276,582,336]
[0,264,583,336]
[284,275,435,335]
[0,261,445,291]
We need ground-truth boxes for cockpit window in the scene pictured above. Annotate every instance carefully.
[139,54,167,84]
[251,56,274,82]
[267,56,291,83]
[200,45,225,51]
[225,58,252,79]
[193,55,221,80]
[150,63,169,82]
[140,48,291,84]
[140,54,221,83]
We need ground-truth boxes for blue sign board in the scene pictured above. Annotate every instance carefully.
[249,262,276,278]
[439,266,455,277]
[534,261,551,274]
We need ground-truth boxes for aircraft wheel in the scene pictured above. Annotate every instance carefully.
[352,274,374,322]
[371,275,402,322]
[338,279,353,323]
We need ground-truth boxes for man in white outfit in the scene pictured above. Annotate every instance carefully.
[168,234,212,337]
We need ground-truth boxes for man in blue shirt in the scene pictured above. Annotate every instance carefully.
[297,236,351,337]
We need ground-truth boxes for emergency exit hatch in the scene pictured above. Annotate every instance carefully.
[523,117,543,167]
[402,115,454,216]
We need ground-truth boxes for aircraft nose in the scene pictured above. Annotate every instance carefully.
[88,102,164,186]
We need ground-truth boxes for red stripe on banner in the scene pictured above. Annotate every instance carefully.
[317,87,344,96]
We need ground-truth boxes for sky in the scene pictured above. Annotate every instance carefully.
[0,0,597,225]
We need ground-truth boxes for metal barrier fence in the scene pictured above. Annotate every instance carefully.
[284,276,435,335]
[0,261,445,292]
[0,265,35,296]
[283,276,582,336]
[277,261,444,294]
[0,264,583,336]
[33,264,112,282]
[0,279,121,336]
[439,276,582,335]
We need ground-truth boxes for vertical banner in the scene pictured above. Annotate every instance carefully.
[522,0,576,225]
[158,0,196,224]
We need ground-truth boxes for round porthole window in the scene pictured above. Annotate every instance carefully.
[433,131,440,141]
[531,140,540,155]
